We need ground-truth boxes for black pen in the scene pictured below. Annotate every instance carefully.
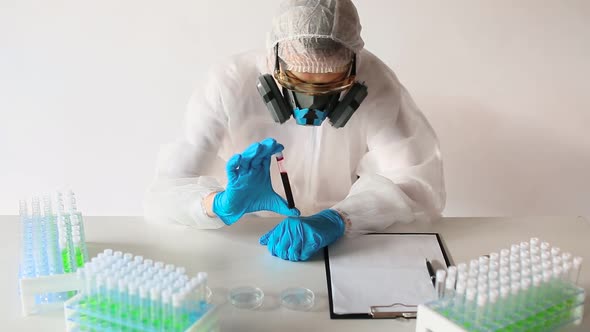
[426,258,436,286]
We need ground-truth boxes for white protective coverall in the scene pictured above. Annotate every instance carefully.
[144,0,445,236]
[144,49,445,235]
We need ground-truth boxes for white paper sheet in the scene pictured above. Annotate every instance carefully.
[327,234,447,315]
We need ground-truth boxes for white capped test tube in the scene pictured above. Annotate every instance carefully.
[139,285,150,323]
[532,274,543,287]
[489,261,499,273]
[551,247,561,257]
[455,280,467,296]
[447,266,458,280]
[543,269,553,283]
[530,237,540,246]
[106,277,117,309]
[521,257,531,269]
[500,276,510,286]
[118,279,128,318]
[520,241,529,251]
[571,257,582,285]
[521,278,531,291]
[479,256,489,267]
[552,266,563,280]
[435,270,446,299]
[521,268,531,282]
[445,277,456,297]
[499,266,509,277]
[488,289,499,317]
[476,292,488,325]
[477,284,488,297]
[469,259,479,271]
[150,286,162,329]
[172,293,185,329]
[489,279,499,292]
[457,263,468,273]
[165,264,175,274]
[479,265,489,275]
[500,249,510,258]
[500,285,510,299]
[510,281,521,296]
[128,281,139,312]
[197,272,208,304]
[500,257,510,268]
[161,289,172,327]
[510,262,520,273]
[477,275,488,286]
[132,255,143,264]
[540,242,551,251]
[563,262,573,282]
[457,269,468,283]
[489,252,499,261]
[511,272,521,283]
[465,287,477,310]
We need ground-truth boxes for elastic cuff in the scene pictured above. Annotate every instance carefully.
[332,208,352,236]
[200,191,220,220]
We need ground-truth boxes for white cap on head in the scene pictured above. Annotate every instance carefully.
[268,0,364,73]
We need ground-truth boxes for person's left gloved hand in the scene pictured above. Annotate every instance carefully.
[259,209,346,261]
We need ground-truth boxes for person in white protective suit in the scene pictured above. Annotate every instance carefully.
[145,0,446,261]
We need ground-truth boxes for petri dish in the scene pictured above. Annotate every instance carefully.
[280,287,315,311]
[229,286,264,309]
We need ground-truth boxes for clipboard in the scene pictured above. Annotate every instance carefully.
[324,233,451,319]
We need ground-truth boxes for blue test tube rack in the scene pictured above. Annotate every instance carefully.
[64,250,220,332]
[18,191,89,316]
[416,238,585,332]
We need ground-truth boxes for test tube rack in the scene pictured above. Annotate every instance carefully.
[416,238,585,332]
[18,191,89,316]
[65,250,220,332]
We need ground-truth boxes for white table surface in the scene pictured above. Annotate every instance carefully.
[1,215,589,332]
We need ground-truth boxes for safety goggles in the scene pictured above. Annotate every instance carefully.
[272,43,357,96]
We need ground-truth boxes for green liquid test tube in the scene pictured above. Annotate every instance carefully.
[150,287,162,330]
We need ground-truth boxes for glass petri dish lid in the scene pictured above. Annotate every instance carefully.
[280,287,315,311]
[229,286,264,309]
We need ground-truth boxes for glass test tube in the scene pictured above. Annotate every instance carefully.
[435,270,446,299]
[275,152,295,209]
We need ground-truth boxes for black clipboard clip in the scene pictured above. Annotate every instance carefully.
[369,303,417,319]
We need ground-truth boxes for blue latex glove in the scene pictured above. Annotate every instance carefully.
[259,209,345,261]
[213,138,300,225]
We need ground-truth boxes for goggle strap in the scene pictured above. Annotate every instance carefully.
[274,43,280,72]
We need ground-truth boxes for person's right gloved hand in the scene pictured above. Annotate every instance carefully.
[212,138,300,225]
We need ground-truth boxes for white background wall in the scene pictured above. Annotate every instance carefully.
[1,0,589,217]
